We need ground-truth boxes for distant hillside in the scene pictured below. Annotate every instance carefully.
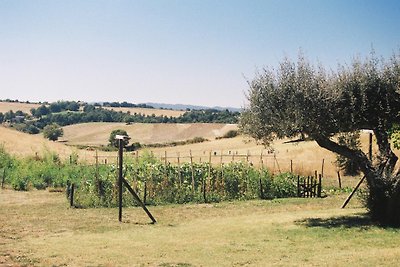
[0,100,239,137]
[144,103,242,112]
[0,101,40,113]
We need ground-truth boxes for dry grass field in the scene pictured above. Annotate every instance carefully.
[0,126,77,159]
[0,102,40,114]
[60,122,238,146]
[1,189,400,266]
[103,106,185,117]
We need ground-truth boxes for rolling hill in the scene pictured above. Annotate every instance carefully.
[60,122,238,146]
[0,126,76,159]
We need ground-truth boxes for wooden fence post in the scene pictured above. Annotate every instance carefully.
[204,151,211,202]
[190,150,195,193]
[313,177,317,197]
[95,150,99,181]
[317,174,322,198]
[70,183,75,207]
[297,175,300,197]
[337,171,342,189]
[290,160,293,173]
[177,152,182,187]
[321,159,325,178]
[274,154,281,174]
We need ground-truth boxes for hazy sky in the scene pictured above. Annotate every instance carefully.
[1,0,400,108]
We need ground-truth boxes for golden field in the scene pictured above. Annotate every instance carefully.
[0,101,40,114]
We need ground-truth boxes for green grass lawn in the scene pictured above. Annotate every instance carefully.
[1,189,399,266]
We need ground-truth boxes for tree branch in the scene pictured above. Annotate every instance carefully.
[313,135,378,185]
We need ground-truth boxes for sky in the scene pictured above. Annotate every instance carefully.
[1,0,400,108]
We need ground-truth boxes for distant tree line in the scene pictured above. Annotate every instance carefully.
[0,100,240,135]
[101,101,154,109]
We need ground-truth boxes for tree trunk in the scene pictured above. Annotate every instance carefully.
[314,134,400,227]
[367,175,400,226]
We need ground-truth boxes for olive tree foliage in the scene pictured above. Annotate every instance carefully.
[240,52,400,226]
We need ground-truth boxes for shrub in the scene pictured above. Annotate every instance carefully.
[271,173,298,198]
[43,123,63,141]
[218,130,239,139]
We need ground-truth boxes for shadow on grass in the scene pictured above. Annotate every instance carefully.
[296,213,374,229]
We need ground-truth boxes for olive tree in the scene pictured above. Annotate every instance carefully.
[108,129,129,148]
[43,123,63,141]
[240,52,400,226]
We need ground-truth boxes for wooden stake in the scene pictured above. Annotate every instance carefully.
[341,176,366,208]
[122,178,156,223]
[337,171,342,189]
[290,160,293,173]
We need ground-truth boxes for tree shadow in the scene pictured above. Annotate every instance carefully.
[296,213,374,229]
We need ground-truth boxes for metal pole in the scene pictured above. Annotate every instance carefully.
[118,139,123,222]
